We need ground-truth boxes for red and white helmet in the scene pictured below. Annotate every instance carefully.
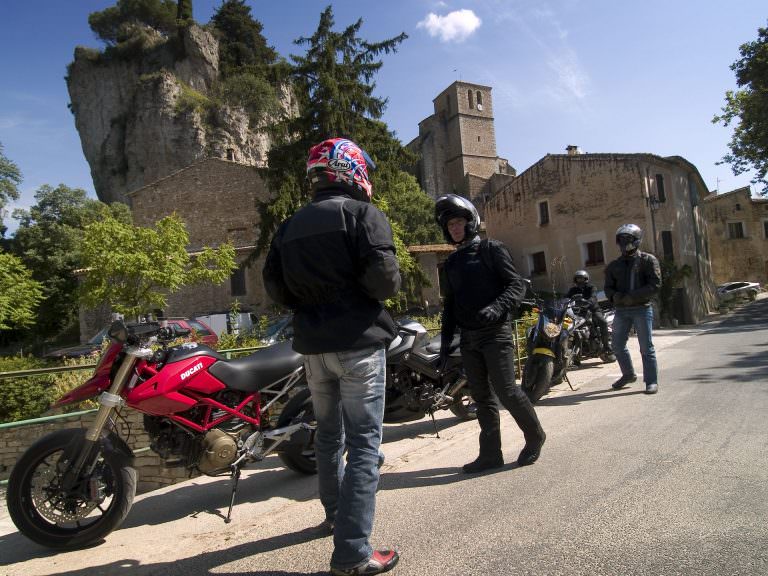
[306,138,375,201]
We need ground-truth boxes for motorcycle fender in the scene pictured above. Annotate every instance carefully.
[532,347,556,358]
[101,430,135,462]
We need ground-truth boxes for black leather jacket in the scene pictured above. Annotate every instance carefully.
[262,189,401,354]
[603,251,661,308]
[440,237,526,351]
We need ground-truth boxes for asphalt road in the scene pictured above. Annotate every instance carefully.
[2,298,767,575]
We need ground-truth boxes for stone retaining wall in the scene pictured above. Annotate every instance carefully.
[0,410,199,494]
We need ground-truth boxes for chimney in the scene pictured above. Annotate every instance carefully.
[566,145,581,156]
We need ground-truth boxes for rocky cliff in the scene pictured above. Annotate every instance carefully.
[67,25,280,205]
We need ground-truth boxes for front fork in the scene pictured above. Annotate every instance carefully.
[62,346,152,491]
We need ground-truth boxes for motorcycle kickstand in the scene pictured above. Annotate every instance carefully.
[225,462,243,524]
[564,371,577,391]
[429,410,441,438]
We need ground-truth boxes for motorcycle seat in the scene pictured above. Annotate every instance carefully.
[209,340,304,392]
[424,333,460,355]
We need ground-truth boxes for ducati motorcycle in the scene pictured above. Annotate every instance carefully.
[521,297,576,404]
[568,296,616,366]
[6,320,317,549]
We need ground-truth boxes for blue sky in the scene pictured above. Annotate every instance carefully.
[1,0,765,235]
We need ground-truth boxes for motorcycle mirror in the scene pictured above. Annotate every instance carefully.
[108,320,128,343]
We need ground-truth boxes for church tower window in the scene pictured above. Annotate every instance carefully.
[468,89,474,109]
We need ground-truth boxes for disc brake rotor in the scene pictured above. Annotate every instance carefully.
[29,456,104,523]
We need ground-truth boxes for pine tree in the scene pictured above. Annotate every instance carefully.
[257,6,419,251]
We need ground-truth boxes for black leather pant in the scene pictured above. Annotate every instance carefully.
[460,322,545,457]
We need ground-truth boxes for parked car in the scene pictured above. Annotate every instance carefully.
[716,281,762,304]
[44,318,218,359]
[259,314,294,345]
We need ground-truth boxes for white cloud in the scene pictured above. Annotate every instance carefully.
[417,9,482,43]
[547,49,589,100]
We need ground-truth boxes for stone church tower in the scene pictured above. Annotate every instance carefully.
[408,81,515,212]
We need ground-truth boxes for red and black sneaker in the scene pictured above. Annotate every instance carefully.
[330,549,400,575]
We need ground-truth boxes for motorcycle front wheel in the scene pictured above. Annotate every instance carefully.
[448,392,478,421]
[521,355,554,404]
[6,428,136,549]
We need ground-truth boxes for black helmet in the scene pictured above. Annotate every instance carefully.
[574,269,589,283]
[616,223,643,255]
[434,194,480,244]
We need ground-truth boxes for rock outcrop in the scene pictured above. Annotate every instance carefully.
[67,24,279,205]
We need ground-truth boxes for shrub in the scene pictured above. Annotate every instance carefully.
[0,356,57,424]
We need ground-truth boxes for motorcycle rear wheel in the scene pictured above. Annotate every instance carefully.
[276,387,318,475]
[448,392,478,421]
[521,355,554,404]
[6,428,136,549]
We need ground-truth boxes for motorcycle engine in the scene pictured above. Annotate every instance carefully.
[198,429,239,475]
[144,389,255,473]
[390,365,440,411]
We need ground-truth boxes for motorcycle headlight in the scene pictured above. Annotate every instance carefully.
[543,322,562,338]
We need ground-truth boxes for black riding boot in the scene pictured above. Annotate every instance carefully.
[463,429,504,473]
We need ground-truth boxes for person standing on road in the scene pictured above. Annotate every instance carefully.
[263,137,401,576]
[435,194,546,473]
[566,270,615,362]
[604,223,662,394]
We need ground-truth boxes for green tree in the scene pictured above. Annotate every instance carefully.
[11,185,131,338]
[176,0,192,22]
[0,251,43,330]
[209,1,284,126]
[258,6,411,247]
[79,213,237,319]
[0,142,22,238]
[88,0,179,46]
[713,21,768,194]
[210,0,278,79]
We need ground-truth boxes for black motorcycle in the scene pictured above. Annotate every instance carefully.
[385,319,475,427]
[568,296,616,366]
[520,297,576,404]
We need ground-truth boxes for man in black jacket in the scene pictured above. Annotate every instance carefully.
[436,194,546,473]
[263,138,400,576]
[604,223,662,394]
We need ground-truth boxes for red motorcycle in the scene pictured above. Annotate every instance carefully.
[6,320,316,549]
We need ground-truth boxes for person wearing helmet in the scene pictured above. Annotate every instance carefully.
[603,223,662,394]
[263,137,401,575]
[435,194,546,473]
[566,270,614,361]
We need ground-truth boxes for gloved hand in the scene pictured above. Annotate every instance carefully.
[476,303,503,324]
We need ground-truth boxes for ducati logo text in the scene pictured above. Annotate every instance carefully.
[180,362,204,381]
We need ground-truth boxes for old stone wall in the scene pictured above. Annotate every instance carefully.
[0,410,196,494]
[80,158,274,339]
[703,188,768,285]
[485,154,716,323]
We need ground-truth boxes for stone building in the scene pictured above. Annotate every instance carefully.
[407,81,515,216]
[484,150,717,324]
[701,186,768,284]
[79,158,274,339]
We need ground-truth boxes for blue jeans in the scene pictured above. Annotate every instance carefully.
[305,345,386,570]
[611,305,658,385]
